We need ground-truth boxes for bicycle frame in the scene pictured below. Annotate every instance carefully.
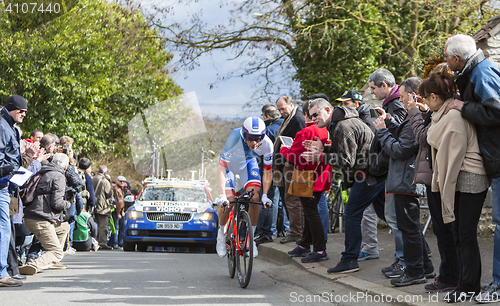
[222,190,263,288]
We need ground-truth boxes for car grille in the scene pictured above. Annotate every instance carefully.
[146,212,192,222]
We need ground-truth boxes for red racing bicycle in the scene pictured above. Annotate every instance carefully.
[222,190,262,288]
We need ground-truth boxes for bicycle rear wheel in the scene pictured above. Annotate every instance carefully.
[329,190,343,233]
[236,211,253,288]
[226,221,236,278]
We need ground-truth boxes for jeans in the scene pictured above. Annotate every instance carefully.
[341,180,385,261]
[453,190,487,293]
[394,194,433,277]
[385,193,405,264]
[492,178,500,285]
[108,210,125,247]
[299,192,326,252]
[317,192,328,241]
[256,186,278,238]
[69,203,76,246]
[0,187,11,278]
[426,185,459,285]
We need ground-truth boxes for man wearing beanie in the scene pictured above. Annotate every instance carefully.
[0,95,28,286]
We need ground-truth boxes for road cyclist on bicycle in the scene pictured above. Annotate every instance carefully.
[216,116,273,258]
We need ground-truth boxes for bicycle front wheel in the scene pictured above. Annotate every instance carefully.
[236,211,253,288]
[226,221,236,278]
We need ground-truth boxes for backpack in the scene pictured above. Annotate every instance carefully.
[20,173,43,205]
[73,212,91,242]
[77,169,89,203]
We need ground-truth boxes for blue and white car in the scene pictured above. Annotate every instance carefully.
[123,177,218,252]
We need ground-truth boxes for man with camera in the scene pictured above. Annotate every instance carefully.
[19,153,72,275]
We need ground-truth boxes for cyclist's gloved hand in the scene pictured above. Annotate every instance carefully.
[216,194,229,207]
[261,194,272,208]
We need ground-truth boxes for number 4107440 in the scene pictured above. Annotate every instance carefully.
[5,2,61,14]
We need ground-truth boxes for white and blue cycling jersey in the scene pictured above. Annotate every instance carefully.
[219,128,273,193]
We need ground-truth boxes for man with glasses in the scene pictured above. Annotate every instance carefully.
[442,34,500,303]
[302,99,385,274]
[273,96,306,244]
[215,116,273,258]
[0,95,28,287]
[368,68,408,278]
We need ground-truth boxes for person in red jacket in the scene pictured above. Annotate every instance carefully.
[280,100,332,263]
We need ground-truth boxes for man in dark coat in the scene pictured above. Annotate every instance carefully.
[443,34,500,303]
[19,153,72,275]
[0,95,27,286]
[274,95,306,244]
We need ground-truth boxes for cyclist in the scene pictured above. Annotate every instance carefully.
[215,116,273,258]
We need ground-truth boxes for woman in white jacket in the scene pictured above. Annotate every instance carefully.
[421,71,489,303]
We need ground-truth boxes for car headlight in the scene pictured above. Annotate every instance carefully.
[127,210,144,220]
[193,212,214,221]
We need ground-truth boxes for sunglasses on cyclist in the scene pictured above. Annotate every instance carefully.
[309,108,324,119]
[245,134,264,143]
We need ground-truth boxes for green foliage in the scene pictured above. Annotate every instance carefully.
[0,0,182,154]
[289,0,498,100]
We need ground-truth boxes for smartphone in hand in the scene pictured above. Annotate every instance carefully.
[369,108,379,118]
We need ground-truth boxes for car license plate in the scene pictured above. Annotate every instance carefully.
[156,223,182,230]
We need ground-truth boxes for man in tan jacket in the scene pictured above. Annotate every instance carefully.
[92,165,113,249]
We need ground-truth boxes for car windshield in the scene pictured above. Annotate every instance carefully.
[139,186,208,202]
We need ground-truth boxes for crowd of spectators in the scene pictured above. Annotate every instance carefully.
[251,33,500,303]
[0,104,133,286]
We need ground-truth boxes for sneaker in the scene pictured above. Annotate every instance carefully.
[425,271,437,279]
[444,290,474,303]
[64,248,76,255]
[254,235,273,245]
[99,245,113,250]
[19,264,37,275]
[301,251,329,263]
[381,258,400,274]
[327,259,359,273]
[475,282,500,303]
[288,246,311,257]
[384,263,405,278]
[424,279,457,292]
[216,233,227,258]
[253,242,258,258]
[280,235,300,244]
[11,274,26,280]
[0,276,23,287]
[358,252,379,262]
[390,273,426,287]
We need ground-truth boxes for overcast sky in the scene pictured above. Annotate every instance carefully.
[143,0,291,120]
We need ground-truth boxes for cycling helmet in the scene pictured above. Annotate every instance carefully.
[242,116,266,142]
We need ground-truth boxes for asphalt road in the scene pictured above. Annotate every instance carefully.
[0,248,393,305]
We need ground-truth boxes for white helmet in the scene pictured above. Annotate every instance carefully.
[242,116,266,142]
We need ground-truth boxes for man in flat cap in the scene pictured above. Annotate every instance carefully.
[0,95,28,286]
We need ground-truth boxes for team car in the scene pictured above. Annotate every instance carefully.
[123,177,218,252]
